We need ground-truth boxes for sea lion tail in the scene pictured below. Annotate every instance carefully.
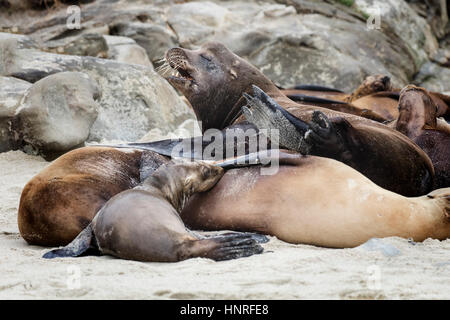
[427,188,450,220]
[193,232,265,261]
[42,224,96,259]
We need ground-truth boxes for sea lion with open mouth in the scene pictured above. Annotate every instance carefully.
[164,42,433,197]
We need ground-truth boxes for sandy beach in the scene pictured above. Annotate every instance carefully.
[1,150,449,300]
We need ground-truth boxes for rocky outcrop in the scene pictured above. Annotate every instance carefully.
[0,35,196,144]
[1,0,441,92]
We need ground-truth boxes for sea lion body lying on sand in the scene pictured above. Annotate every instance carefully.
[181,151,450,248]
[18,147,169,246]
[16,42,439,247]
[43,160,265,262]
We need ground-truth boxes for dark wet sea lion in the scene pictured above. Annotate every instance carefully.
[181,151,450,248]
[18,146,169,246]
[165,42,433,196]
[388,85,450,189]
[43,160,265,262]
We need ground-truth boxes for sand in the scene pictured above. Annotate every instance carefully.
[0,150,449,300]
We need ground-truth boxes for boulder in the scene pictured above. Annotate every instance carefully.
[165,0,435,91]
[109,22,178,64]
[11,72,100,154]
[103,35,153,68]
[413,61,450,92]
[0,35,196,142]
[0,76,31,152]
[59,33,109,58]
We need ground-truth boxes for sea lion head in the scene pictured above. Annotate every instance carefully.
[348,74,392,102]
[165,42,275,132]
[173,160,225,193]
[396,85,438,138]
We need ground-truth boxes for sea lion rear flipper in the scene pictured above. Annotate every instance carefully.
[43,224,96,259]
[191,233,264,261]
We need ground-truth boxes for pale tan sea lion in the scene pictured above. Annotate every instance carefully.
[181,151,450,248]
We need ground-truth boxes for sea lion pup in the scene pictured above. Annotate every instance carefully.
[18,147,169,246]
[43,160,266,262]
[164,42,433,196]
[181,152,450,248]
[388,85,450,189]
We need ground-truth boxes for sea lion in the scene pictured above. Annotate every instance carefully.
[164,42,434,196]
[18,146,169,246]
[388,85,450,189]
[43,160,265,262]
[282,75,398,121]
[181,151,450,248]
[283,75,450,122]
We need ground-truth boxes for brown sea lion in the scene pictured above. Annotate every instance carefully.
[181,151,450,248]
[282,75,398,121]
[165,42,434,196]
[18,146,169,246]
[388,85,450,189]
[283,75,450,122]
[43,160,265,262]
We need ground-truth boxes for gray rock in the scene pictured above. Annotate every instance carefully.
[0,36,196,142]
[165,0,431,91]
[0,76,32,152]
[12,72,99,153]
[103,35,153,68]
[110,22,178,64]
[59,33,109,58]
[0,32,37,49]
[413,61,450,92]
[354,0,438,68]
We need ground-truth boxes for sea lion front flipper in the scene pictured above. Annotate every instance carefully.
[43,224,97,259]
[304,111,354,163]
[242,85,312,154]
[243,86,356,164]
[189,233,264,261]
